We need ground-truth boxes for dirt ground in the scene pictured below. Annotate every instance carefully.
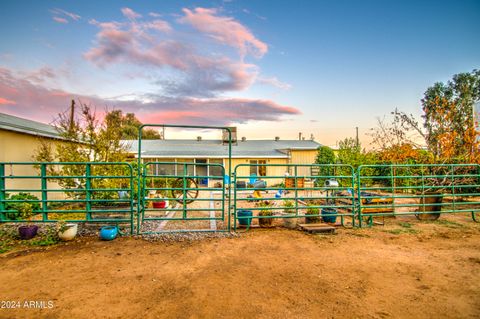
[1,214,480,319]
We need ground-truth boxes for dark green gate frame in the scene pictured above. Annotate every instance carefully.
[357,164,480,227]
[0,162,135,234]
[136,124,232,234]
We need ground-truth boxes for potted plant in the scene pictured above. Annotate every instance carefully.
[281,200,297,229]
[57,221,78,241]
[416,190,442,221]
[100,226,118,241]
[257,201,274,227]
[17,203,38,240]
[305,204,321,224]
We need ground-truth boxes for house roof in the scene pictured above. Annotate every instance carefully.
[0,112,60,139]
[123,139,321,159]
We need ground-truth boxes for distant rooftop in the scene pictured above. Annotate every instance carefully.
[0,112,60,139]
[123,139,321,158]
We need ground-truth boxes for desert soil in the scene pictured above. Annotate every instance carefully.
[1,214,480,319]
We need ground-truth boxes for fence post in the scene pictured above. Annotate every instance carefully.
[357,166,363,227]
[350,166,356,227]
[391,165,396,215]
[40,163,48,221]
[85,163,92,220]
[0,164,5,221]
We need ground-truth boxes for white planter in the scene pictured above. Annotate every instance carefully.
[282,213,297,229]
[58,224,78,241]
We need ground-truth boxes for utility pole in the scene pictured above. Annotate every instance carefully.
[69,99,75,135]
[355,127,359,149]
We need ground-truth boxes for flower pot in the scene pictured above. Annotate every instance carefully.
[18,225,38,240]
[152,200,167,209]
[258,216,274,227]
[58,224,78,241]
[100,226,118,241]
[416,192,442,221]
[305,209,321,224]
[321,208,338,224]
[237,210,253,226]
[281,213,297,229]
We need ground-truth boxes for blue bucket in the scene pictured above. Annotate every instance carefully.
[321,208,337,223]
[100,226,118,241]
[237,210,253,226]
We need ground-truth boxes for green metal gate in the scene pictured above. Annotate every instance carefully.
[136,124,233,234]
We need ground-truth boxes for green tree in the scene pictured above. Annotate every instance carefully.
[315,146,335,165]
[34,103,131,198]
[314,146,336,182]
[421,69,480,162]
[336,137,364,169]
[106,110,161,140]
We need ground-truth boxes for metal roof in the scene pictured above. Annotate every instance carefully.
[123,139,321,158]
[0,112,60,139]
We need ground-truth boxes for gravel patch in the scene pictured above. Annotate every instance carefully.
[138,231,240,243]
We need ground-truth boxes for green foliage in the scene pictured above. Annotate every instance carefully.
[0,225,60,254]
[306,204,320,223]
[33,104,133,198]
[282,200,295,214]
[257,201,274,216]
[106,110,161,140]
[17,203,34,220]
[4,193,40,220]
[315,146,337,184]
[421,69,480,162]
[337,137,365,169]
[315,146,336,165]
[28,227,60,246]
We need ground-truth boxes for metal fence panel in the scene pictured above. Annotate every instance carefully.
[357,164,480,226]
[0,162,135,234]
[233,163,356,230]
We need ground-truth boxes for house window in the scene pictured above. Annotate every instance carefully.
[176,159,195,176]
[156,158,175,176]
[209,159,223,177]
[249,160,267,176]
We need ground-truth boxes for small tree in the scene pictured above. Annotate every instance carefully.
[34,102,131,199]
[421,69,480,163]
[106,110,162,140]
[315,146,336,184]
[336,137,364,169]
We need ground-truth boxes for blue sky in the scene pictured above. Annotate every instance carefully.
[0,0,479,146]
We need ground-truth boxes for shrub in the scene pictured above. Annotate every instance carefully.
[4,193,41,220]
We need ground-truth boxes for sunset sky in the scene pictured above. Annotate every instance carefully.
[1,0,479,146]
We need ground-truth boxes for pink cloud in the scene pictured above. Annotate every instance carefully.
[257,76,292,90]
[50,8,81,23]
[53,17,68,24]
[25,66,56,83]
[0,68,300,126]
[84,15,257,96]
[0,97,16,105]
[179,8,268,58]
[121,7,142,20]
[144,20,172,32]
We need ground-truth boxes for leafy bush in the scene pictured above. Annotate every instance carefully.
[4,193,41,220]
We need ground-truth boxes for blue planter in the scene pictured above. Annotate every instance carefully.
[237,210,253,226]
[100,226,118,241]
[321,208,337,223]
